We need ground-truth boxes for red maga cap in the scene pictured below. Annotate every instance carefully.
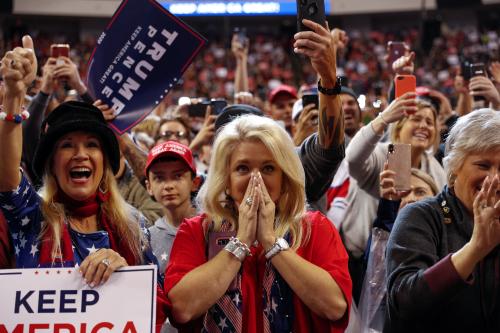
[145,141,196,176]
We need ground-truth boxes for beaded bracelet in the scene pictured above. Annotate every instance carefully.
[0,109,30,124]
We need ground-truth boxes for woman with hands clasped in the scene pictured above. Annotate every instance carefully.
[165,115,352,332]
[385,108,500,333]
[0,37,168,330]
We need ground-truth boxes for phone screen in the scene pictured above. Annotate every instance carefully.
[296,0,326,32]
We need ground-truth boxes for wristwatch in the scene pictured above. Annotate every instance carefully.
[317,76,342,96]
[265,237,289,260]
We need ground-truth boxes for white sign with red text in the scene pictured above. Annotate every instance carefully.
[0,265,157,333]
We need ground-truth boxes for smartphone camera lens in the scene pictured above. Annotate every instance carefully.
[388,144,395,154]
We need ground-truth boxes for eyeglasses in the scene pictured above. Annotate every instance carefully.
[160,130,188,140]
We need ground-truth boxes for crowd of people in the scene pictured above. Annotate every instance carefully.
[0,12,499,333]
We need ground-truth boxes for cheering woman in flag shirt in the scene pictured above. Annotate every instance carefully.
[0,36,167,331]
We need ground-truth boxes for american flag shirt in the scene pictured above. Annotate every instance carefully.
[0,174,160,280]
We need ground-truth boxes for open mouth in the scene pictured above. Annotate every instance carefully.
[414,132,429,140]
[69,167,92,180]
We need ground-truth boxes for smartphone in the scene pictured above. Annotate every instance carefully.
[469,63,486,78]
[395,75,416,98]
[188,99,227,117]
[188,101,209,118]
[302,93,318,109]
[208,231,238,290]
[51,44,70,66]
[50,44,70,58]
[387,41,407,67]
[211,99,228,116]
[296,0,326,32]
[233,27,249,48]
[469,63,487,103]
[387,143,411,191]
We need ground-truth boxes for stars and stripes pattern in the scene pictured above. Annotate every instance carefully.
[0,174,160,276]
[202,224,294,333]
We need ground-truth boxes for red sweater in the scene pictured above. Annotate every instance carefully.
[164,211,352,333]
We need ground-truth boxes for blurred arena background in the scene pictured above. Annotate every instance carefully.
[1,0,499,114]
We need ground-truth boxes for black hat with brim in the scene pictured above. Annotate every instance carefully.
[214,104,263,132]
[32,101,120,179]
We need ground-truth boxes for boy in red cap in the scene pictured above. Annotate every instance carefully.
[145,141,201,280]
[145,141,201,332]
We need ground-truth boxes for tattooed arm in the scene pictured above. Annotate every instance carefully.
[119,133,148,185]
[294,20,344,149]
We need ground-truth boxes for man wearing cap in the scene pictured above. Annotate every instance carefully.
[146,141,201,333]
[268,84,298,134]
[146,141,200,280]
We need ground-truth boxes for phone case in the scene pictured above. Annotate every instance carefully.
[208,230,238,290]
[395,75,416,98]
[387,143,411,191]
[50,44,70,58]
[387,42,406,66]
[296,0,326,31]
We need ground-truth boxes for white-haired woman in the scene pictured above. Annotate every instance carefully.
[385,108,500,332]
[164,115,352,332]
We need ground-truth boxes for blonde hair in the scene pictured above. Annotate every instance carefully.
[197,115,308,249]
[132,115,160,138]
[411,168,439,195]
[39,158,145,264]
[390,100,439,151]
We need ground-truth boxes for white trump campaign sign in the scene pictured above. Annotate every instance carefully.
[0,265,157,333]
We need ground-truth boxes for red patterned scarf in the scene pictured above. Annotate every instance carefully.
[38,190,136,266]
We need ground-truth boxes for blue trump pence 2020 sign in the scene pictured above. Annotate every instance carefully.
[87,0,207,134]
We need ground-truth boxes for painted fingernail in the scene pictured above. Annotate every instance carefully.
[89,282,94,288]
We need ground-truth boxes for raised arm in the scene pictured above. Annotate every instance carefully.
[0,36,37,191]
[294,20,344,149]
[231,32,249,94]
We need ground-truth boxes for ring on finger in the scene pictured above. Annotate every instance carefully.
[101,258,111,267]
[245,197,253,206]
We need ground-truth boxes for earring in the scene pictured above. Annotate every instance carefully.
[98,181,108,194]
[449,174,457,187]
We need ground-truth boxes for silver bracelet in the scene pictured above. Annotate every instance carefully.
[224,237,251,262]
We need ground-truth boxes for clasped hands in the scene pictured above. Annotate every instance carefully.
[236,172,277,251]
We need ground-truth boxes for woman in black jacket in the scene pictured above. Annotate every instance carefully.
[385,108,500,333]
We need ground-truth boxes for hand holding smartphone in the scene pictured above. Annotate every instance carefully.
[387,143,411,191]
[296,0,326,31]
